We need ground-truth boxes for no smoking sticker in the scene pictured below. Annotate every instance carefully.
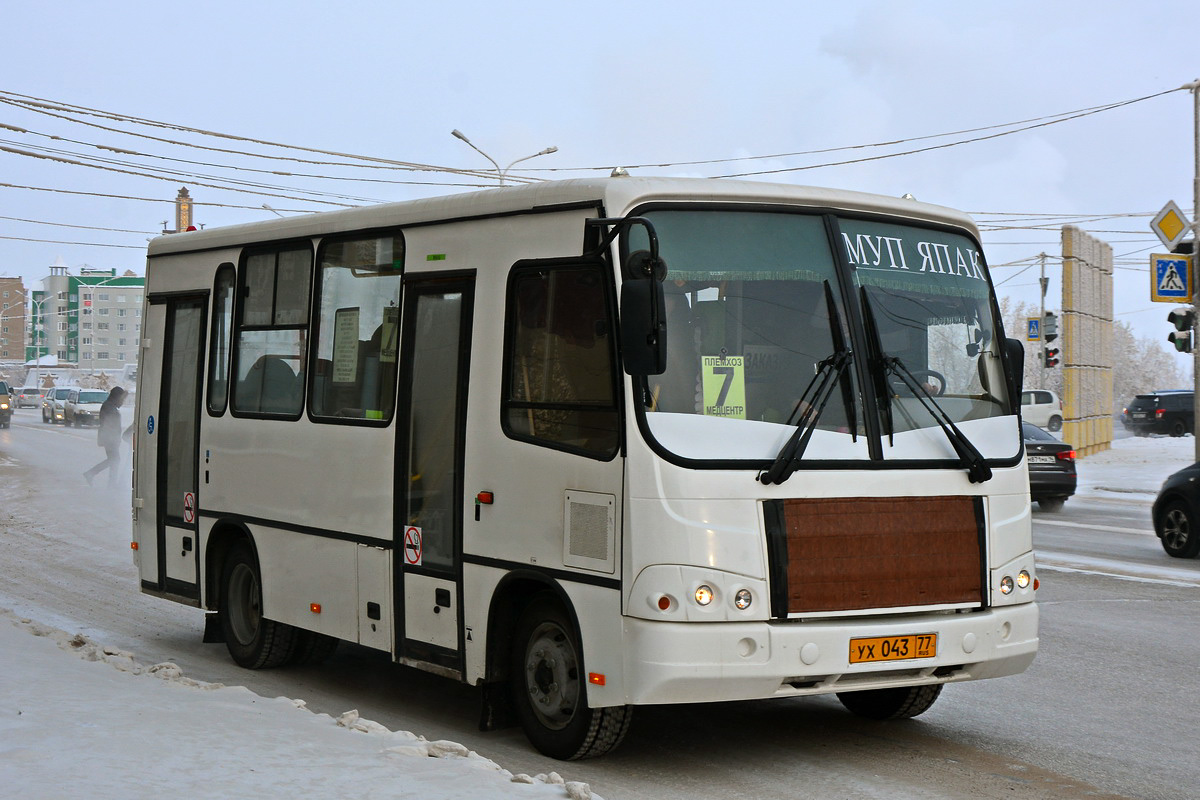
[403,526,423,566]
[182,491,196,524]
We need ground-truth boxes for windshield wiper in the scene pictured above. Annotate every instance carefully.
[883,354,993,485]
[759,283,855,486]
[758,349,852,485]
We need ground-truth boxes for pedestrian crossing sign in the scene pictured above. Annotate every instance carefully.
[1026,318,1040,341]
[1151,254,1193,303]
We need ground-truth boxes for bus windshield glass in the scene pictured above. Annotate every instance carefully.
[842,217,1010,443]
[630,208,1014,464]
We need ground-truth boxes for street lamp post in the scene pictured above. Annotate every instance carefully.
[30,296,46,392]
[450,129,558,185]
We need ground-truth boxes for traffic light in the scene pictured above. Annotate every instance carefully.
[1167,307,1195,353]
[1043,347,1060,367]
[1042,311,1058,343]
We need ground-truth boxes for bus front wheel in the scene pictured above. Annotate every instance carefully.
[837,684,942,720]
[219,541,297,669]
[510,595,632,760]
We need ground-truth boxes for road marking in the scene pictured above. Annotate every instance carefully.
[1035,518,1153,536]
[1037,550,1200,587]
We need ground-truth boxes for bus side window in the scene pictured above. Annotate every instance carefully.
[231,246,311,418]
[309,233,404,422]
[502,262,619,458]
[207,264,235,415]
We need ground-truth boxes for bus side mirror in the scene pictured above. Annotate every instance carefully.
[620,251,667,376]
[1003,337,1024,403]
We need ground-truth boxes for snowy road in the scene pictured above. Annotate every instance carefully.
[3,407,1198,799]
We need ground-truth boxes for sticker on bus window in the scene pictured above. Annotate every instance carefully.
[380,306,399,364]
[701,355,746,419]
[332,307,360,384]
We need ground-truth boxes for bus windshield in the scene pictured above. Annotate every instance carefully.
[631,208,1014,464]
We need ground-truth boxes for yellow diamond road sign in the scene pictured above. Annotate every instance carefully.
[1151,200,1191,250]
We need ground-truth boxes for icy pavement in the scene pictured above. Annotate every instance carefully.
[0,609,599,800]
[1073,431,1195,500]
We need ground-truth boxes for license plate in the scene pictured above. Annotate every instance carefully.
[1132,412,1147,419]
[849,633,937,664]
[1028,455,1055,463]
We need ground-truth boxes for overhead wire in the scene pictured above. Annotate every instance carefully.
[0,142,358,207]
[711,87,1186,179]
[0,181,315,213]
[0,89,528,183]
[0,121,505,189]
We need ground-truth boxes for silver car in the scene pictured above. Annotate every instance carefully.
[42,386,76,424]
[65,388,108,426]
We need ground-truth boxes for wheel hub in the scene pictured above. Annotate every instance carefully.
[523,623,579,730]
[1163,509,1190,550]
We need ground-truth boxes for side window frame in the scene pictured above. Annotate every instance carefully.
[307,229,405,426]
[206,263,236,416]
[230,241,313,420]
[500,258,622,460]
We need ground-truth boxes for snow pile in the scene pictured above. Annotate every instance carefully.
[0,608,599,800]
[1074,433,1195,499]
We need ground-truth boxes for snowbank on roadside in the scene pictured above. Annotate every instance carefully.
[1073,433,1194,499]
[0,609,599,800]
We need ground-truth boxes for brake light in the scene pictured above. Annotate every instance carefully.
[1056,450,1076,461]
[1156,409,1165,418]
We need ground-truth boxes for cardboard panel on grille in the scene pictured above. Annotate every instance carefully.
[781,496,982,613]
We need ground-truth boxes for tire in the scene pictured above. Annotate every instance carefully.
[1047,416,1062,432]
[1037,497,1065,512]
[289,630,339,666]
[837,684,943,720]
[510,594,632,760]
[1159,501,1200,559]
[219,541,298,668]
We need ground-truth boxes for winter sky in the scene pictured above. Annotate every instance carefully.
[1,1,1198,369]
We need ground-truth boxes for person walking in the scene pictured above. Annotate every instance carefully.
[83,387,130,489]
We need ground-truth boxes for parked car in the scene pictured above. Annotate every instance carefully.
[1021,389,1063,432]
[16,386,42,408]
[64,388,108,426]
[1152,462,1200,558]
[0,381,10,428]
[42,386,75,424]
[1123,391,1193,437]
[1023,421,1075,512]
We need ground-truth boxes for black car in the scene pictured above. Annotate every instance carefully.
[1152,462,1200,558]
[1123,391,1193,437]
[1023,421,1076,512]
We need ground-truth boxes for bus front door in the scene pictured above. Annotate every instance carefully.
[395,275,474,673]
[154,295,207,600]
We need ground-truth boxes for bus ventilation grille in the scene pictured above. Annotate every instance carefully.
[775,495,984,614]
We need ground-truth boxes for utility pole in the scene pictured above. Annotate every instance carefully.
[1038,251,1048,389]
[1188,80,1200,462]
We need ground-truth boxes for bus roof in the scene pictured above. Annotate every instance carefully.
[146,176,981,258]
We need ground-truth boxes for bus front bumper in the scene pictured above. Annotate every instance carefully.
[618,602,1037,706]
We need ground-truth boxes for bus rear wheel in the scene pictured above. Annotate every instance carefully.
[219,541,297,669]
[510,595,631,760]
[837,684,943,720]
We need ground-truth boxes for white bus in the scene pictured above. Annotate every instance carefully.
[132,177,1037,759]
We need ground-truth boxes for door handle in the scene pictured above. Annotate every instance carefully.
[434,587,451,613]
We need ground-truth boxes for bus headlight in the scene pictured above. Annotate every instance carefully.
[734,589,753,610]
[1016,570,1032,589]
[694,585,714,606]
[1000,575,1015,595]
